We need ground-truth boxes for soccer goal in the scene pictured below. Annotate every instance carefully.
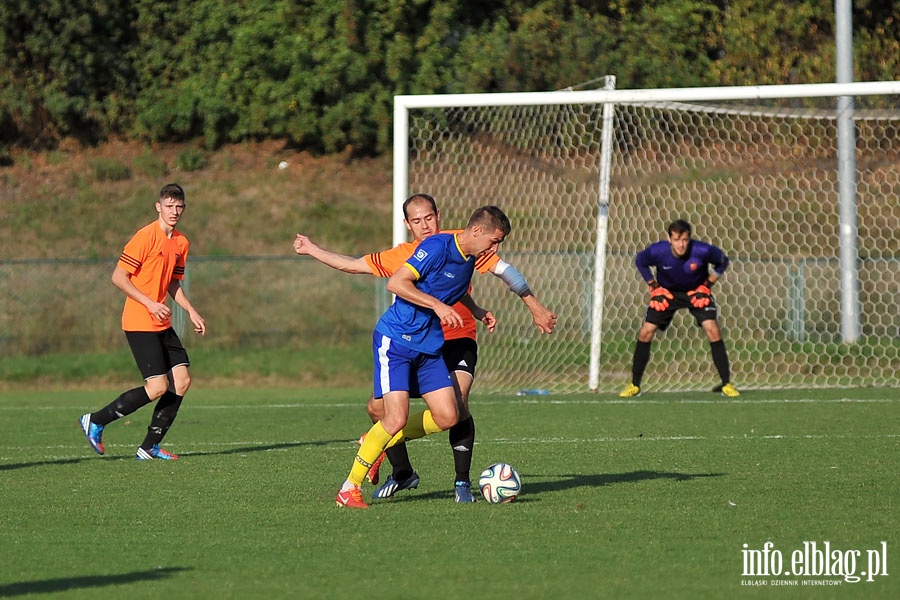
[393,80,900,394]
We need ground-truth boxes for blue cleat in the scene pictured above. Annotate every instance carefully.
[79,414,105,455]
[454,481,477,503]
[372,471,420,499]
[136,445,179,460]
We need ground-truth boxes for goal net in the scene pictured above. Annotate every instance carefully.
[394,81,900,394]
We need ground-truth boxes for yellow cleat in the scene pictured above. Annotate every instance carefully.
[618,384,641,398]
[719,383,740,397]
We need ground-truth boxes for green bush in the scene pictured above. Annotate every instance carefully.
[133,150,168,177]
[0,0,897,154]
[90,157,131,181]
[175,147,207,172]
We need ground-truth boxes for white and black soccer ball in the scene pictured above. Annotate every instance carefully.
[478,462,521,504]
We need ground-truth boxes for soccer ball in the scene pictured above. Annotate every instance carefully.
[478,462,521,504]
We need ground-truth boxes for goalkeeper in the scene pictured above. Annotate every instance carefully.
[619,219,739,398]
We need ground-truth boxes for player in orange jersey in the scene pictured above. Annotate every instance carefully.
[79,183,206,460]
[294,193,556,502]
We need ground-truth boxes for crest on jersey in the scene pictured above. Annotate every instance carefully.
[415,249,428,261]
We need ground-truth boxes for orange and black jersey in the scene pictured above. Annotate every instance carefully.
[117,221,189,332]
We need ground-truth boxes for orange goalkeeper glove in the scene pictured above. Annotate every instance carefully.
[648,281,674,311]
[688,280,713,308]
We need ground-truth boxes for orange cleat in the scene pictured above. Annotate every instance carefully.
[336,486,368,509]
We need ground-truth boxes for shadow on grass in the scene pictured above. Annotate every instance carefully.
[179,439,340,458]
[0,566,190,597]
[388,470,724,502]
[0,440,346,471]
[520,470,725,495]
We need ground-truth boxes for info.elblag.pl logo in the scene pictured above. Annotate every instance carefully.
[741,541,888,586]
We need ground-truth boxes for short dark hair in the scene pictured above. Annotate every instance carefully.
[159,183,185,203]
[402,193,437,219]
[668,219,691,236]
[467,205,511,237]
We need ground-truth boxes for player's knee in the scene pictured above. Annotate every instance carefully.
[173,374,191,396]
[431,409,459,431]
[380,414,406,435]
[702,322,722,341]
[456,393,471,421]
[366,397,383,422]
[145,379,168,401]
[637,323,656,343]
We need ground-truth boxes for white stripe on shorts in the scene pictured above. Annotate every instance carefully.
[377,334,392,395]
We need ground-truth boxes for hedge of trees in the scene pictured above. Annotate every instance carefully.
[1,0,897,155]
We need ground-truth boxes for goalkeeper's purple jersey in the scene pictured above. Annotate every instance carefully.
[635,239,729,292]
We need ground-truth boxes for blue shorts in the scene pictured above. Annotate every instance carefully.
[373,333,452,399]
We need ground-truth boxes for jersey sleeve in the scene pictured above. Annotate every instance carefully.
[402,236,445,281]
[475,249,500,274]
[634,245,656,283]
[363,242,415,277]
[708,244,730,276]
[173,234,188,280]
[117,225,151,275]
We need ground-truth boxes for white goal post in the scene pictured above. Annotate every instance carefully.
[393,81,900,394]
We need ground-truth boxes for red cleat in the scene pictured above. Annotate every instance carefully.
[336,486,368,509]
[357,433,387,485]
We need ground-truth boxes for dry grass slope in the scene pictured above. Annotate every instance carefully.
[0,140,395,260]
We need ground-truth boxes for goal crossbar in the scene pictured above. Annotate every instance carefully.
[393,81,900,393]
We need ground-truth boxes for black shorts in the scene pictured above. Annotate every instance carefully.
[125,328,190,380]
[442,337,478,378]
[644,291,719,331]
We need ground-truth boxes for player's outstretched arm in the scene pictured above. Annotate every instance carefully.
[488,259,557,333]
[520,294,557,334]
[459,293,497,333]
[293,233,371,274]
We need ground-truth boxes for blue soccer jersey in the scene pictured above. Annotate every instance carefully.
[374,233,476,354]
[635,239,729,292]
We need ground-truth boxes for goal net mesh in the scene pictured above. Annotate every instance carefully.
[405,95,900,393]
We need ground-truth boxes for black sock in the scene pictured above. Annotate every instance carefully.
[710,340,730,384]
[92,387,152,426]
[385,443,415,481]
[632,341,652,386]
[449,415,475,484]
[139,391,183,451]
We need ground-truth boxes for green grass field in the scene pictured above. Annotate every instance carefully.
[1,386,896,599]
